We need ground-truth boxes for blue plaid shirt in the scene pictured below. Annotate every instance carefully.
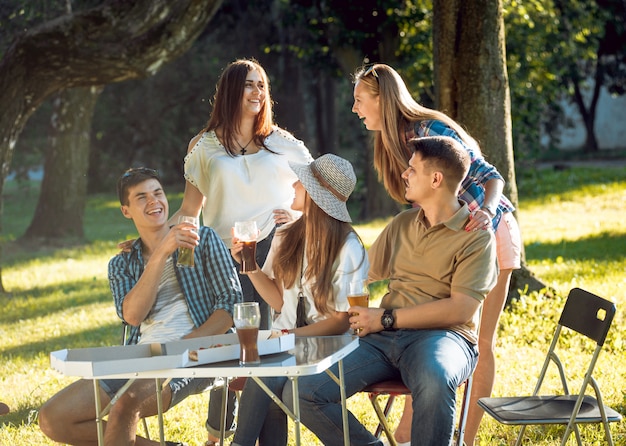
[407,119,515,229]
[108,226,242,344]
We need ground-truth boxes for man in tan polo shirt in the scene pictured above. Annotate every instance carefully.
[295,136,498,446]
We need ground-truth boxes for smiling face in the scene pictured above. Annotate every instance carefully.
[290,180,307,213]
[352,80,381,131]
[241,68,266,118]
[121,178,169,228]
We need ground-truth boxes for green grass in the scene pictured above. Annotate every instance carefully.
[1,166,625,445]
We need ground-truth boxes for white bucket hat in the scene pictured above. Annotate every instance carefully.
[289,154,356,223]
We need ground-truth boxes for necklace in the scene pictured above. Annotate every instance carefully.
[235,137,254,155]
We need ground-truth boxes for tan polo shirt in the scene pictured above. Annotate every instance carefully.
[368,203,498,344]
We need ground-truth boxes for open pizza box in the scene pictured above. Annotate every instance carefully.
[177,331,295,367]
[50,331,295,378]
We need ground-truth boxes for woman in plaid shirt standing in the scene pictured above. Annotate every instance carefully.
[351,63,522,446]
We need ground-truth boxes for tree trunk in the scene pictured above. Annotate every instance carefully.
[23,86,102,241]
[272,56,309,144]
[433,0,545,298]
[434,0,519,208]
[572,66,603,153]
[0,0,223,293]
[313,72,337,155]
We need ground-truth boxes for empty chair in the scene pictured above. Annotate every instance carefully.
[478,287,622,446]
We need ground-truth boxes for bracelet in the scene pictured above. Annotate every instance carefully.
[481,206,496,219]
[281,329,290,335]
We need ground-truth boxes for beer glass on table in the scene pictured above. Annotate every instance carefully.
[176,216,199,268]
[234,302,261,366]
[347,279,369,335]
[234,221,258,274]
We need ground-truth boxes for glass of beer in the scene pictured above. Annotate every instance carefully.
[176,215,199,268]
[347,279,369,335]
[234,302,261,366]
[234,221,258,274]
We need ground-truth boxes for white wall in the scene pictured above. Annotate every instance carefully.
[554,86,626,151]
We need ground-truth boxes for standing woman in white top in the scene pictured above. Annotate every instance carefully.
[229,154,369,446]
[171,58,313,330]
[170,58,313,446]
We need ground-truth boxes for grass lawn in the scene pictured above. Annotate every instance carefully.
[1,166,625,445]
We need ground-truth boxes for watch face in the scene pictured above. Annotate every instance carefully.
[382,311,394,329]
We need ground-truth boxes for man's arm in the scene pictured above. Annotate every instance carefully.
[354,223,497,335]
[183,227,241,335]
[111,224,199,326]
[184,309,233,338]
[353,292,481,334]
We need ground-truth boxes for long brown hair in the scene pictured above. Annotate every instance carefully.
[272,194,364,316]
[353,63,479,203]
[203,58,274,156]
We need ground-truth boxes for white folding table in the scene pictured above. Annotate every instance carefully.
[50,335,359,446]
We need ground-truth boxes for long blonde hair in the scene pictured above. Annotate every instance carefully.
[272,194,364,316]
[353,63,479,203]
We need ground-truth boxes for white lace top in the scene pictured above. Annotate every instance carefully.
[184,127,313,247]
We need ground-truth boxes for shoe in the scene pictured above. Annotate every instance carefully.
[165,442,188,446]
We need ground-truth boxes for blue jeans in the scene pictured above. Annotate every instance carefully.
[294,329,478,446]
[231,377,290,446]
[205,386,238,439]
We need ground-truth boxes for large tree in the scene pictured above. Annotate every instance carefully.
[23,86,102,240]
[0,0,223,292]
[433,0,517,205]
[433,0,544,298]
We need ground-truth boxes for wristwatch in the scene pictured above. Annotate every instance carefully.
[381,309,395,331]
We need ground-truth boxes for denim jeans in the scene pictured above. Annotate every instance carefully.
[231,377,290,446]
[294,329,478,446]
[205,385,238,439]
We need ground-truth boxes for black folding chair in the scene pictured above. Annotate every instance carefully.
[478,288,622,446]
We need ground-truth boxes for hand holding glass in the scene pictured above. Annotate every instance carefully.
[347,279,369,335]
[176,216,199,268]
[234,221,258,274]
[234,302,261,365]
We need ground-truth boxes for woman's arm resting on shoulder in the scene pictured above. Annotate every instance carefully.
[168,180,204,227]
[169,135,206,226]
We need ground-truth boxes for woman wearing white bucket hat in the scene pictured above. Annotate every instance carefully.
[229,153,369,446]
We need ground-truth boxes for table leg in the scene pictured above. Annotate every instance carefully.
[93,379,105,446]
[291,377,301,446]
[338,359,350,446]
[155,378,165,446]
[324,360,350,446]
[220,378,228,446]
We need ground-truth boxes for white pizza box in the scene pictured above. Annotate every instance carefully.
[181,331,295,367]
[50,343,183,378]
[50,331,295,377]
